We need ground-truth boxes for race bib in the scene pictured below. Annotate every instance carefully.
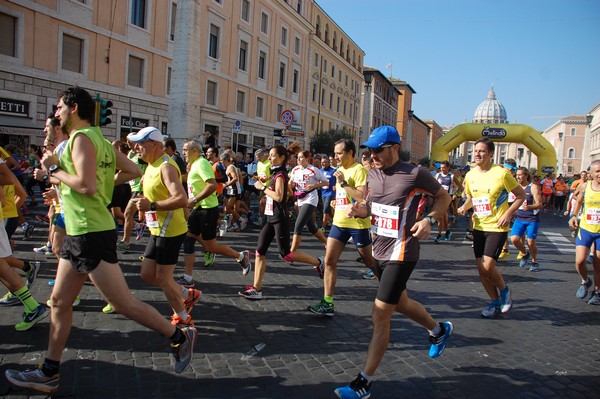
[442,184,450,192]
[370,202,400,238]
[586,208,600,225]
[335,188,349,210]
[508,192,516,202]
[187,184,194,199]
[265,197,274,216]
[556,191,564,196]
[473,196,492,217]
[145,211,159,228]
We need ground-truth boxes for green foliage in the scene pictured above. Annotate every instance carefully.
[309,128,355,155]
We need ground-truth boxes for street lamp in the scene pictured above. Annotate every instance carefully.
[558,132,564,175]
[587,114,594,125]
[364,73,372,90]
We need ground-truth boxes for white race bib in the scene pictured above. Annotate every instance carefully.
[370,202,400,238]
[508,192,516,202]
[265,197,274,216]
[473,196,492,217]
[335,188,349,210]
[145,211,159,228]
[586,208,600,225]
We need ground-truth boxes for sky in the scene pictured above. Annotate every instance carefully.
[317,0,600,131]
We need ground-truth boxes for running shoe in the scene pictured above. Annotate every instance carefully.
[0,292,20,306]
[519,252,530,267]
[33,244,53,256]
[576,278,592,299]
[334,373,371,399]
[5,366,59,393]
[35,214,50,224]
[25,261,41,289]
[102,303,115,314]
[15,305,49,331]
[314,256,325,279]
[528,262,539,272]
[239,216,248,230]
[465,231,474,241]
[428,321,454,359]
[175,275,195,288]
[588,290,600,305]
[571,230,576,238]
[170,326,197,374]
[204,251,215,267]
[48,279,55,286]
[498,250,509,260]
[444,231,452,241]
[481,301,500,319]
[238,285,262,300]
[516,251,526,260]
[23,224,35,240]
[227,223,240,232]
[116,241,130,253]
[362,269,376,280]
[434,234,442,243]
[171,314,194,327]
[307,298,334,317]
[135,222,147,240]
[182,289,201,314]
[237,250,252,276]
[500,285,512,313]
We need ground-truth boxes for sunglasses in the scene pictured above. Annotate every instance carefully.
[367,144,393,154]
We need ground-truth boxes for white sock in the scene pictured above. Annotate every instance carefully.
[429,322,442,336]
[180,286,190,299]
[183,274,193,282]
[176,310,188,320]
[359,371,372,383]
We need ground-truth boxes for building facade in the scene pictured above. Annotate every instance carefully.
[359,67,399,144]
[542,116,588,176]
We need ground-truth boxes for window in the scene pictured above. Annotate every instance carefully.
[209,24,219,59]
[571,127,576,136]
[256,96,264,118]
[292,69,299,94]
[323,59,327,75]
[296,0,303,14]
[166,66,172,95]
[311,116,315,131]
[206,80,217,105]
[241,0,250,22]
[128,55,144,87]
[329,93,333,109]
[312,83,317,102]
[239,40,248,71]
[331,64,335,79]
[236,91,246,113]
[281,26,288,47]
[61,34,83,73]
[314,52,319,67]
[260,12,269,34]
[169,3,177,41]
[294,37,301,55]
[0,12,16,57]
[277,104,283,122]
[321,88,325,106]
[336,96,340,112]
[258,51,266,79]
[568,148,575,158]
[278,61,286,88]
[131,0,147,28]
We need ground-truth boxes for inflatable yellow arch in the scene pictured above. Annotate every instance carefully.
[430,123,557,174]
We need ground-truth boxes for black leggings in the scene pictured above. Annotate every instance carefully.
[26,177,47,197]
[256,217,291,258]
[294,204,318,235]
[554,196,566,212]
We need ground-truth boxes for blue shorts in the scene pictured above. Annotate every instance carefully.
[322,195,334,215]
[510,219,539,240]
[576,227,600,249]
[53,213,66,229]
[328,225,371,248]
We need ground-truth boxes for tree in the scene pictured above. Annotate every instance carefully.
[309,128,354,155]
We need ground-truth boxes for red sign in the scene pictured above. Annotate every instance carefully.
[281,109,294,126]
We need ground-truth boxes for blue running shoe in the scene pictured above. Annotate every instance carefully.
[429,321,453,358]
[500,285,512,313]
[528,262,539,272]
[519,252,530,267]
[588,290,600,305]
[334,374,371,399]
[576,278,592,299]
[444,231,452,241]
[481,301,500,318]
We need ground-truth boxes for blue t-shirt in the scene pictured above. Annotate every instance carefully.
[321,166,336,197]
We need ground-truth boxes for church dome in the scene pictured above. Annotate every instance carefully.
[473,87,508,124]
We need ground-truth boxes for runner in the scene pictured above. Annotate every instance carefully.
[457,137,525,318]
[128,126,201,327]
[433,160,455,242]
[510,167,542,271]
[540,173,554,212]
[5,88,196,394]
[333,125,453,399]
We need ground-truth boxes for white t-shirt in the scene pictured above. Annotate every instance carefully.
[290,164,326,207]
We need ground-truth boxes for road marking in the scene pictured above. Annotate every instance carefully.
[540,231,575,254]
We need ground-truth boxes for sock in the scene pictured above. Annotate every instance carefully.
[13,286,39,313]
[180,286,190,300]
[359,371,372,384]
[21,222,29,229]
[237,251,244,261]
[429,322,442,337]
[22,260,32,274]
[41,358,60,377]
[47,241,52,248]
[176,310,189,320]
[323,296,333,304]
[170,327,185,345]
[182,274,193,282]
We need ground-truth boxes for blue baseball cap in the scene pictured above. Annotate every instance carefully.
[360,126,401,149]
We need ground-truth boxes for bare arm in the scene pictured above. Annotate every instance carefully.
[114,150,142,186]
[411,188,452,239]
[0,161,12,185]
[188,178,218,208]
[134,163,187,212]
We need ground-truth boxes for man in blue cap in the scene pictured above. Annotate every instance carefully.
[333,126,453,399]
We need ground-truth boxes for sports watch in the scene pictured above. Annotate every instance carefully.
[424,215,437,226]
[48,164,60,175]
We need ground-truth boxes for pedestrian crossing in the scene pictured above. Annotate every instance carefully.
[539,231,575,254]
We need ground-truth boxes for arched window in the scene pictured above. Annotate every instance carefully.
[568,148,575,158]
[315,16,321,37]
[333,31,337,51]
[324,24,329,44]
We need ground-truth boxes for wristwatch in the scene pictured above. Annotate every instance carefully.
[48,164,60,175]
[42,174,49,182]
[340,180,348,188]
[424,215,437,226]
[150,202,157,211]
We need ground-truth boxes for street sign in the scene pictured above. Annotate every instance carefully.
[280,109,294,126]
[233,119,241,133]
[289,122,302,131]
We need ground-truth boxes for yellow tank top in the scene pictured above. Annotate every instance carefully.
[2,184,17,218]
[580,181,600,233]
[143,155,188,237]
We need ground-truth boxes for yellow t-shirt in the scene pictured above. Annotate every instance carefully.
[579,181,600,234]
[464,164,519,232]
[333,162,370,229]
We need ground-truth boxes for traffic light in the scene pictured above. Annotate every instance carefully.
[94,94,113,126]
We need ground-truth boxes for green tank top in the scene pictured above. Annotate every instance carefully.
[61,126,116,235]
[143,155,188,237]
